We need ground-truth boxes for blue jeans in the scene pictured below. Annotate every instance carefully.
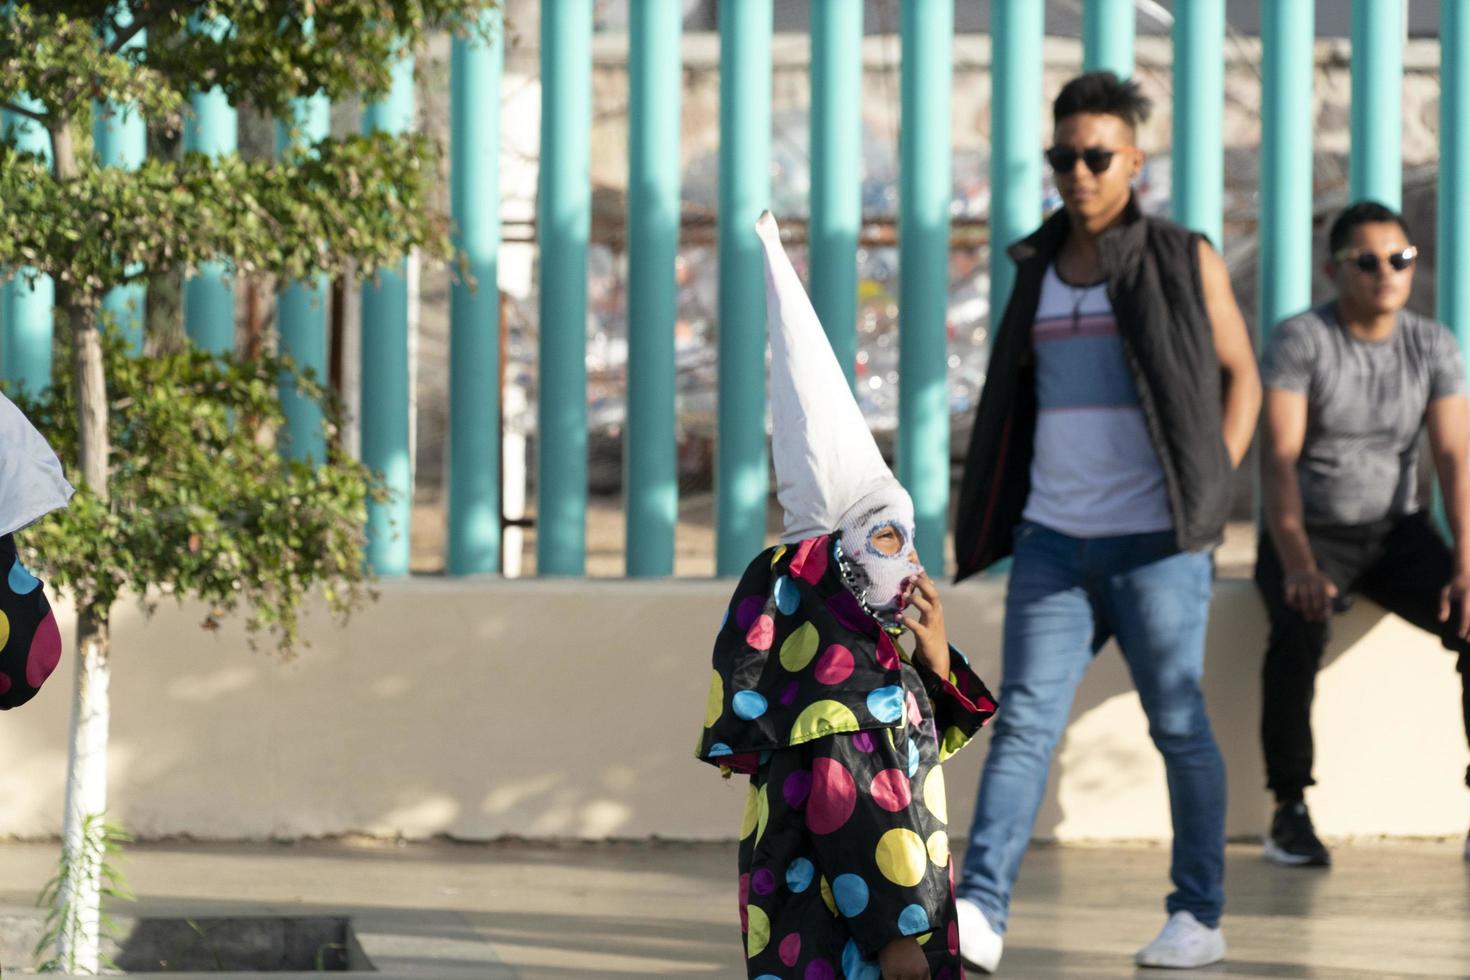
[956,521,1226,931]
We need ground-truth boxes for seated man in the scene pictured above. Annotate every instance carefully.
[1258,200,1470,866]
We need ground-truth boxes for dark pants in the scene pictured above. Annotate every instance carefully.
[1255,512,1470,800]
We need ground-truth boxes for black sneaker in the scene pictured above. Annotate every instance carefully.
[1264,801,1331,867]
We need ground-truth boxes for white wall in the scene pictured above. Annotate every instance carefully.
[2,578,1465,843]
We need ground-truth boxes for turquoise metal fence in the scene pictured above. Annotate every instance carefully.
[182,16,238,355]
[6,5,1462,581]
[1,96,53,394]
[94,10,147,354]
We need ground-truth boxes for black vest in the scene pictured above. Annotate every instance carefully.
[953,199,1231,581]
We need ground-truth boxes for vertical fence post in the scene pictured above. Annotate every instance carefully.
[898,0,952,571]
[538,0,593,576]
[1,98,54,394]
[94,9,146,354]
[1441,1,1470,358]
[1350,0,1404,210]
[447,9,504,576]
[625,0,681,578]
[1260,0,1315,345]
[810,0,862,390]
[276,94,331,463]
[361,52,415,576]
[715,0,772,575]
[182,17,237,354]
[1172,0,1225,249]
[1083,0,1135,77]
[989,1,1043,333]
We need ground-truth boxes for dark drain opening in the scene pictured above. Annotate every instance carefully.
[114,917,374,972]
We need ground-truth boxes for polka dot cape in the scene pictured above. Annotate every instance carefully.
[698,535,997,978]
[0,534,62,710]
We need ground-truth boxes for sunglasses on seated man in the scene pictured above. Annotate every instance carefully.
[1044,145,1132,175]
[1332,245,1418,274]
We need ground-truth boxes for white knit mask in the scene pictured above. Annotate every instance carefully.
[836,484,924,614]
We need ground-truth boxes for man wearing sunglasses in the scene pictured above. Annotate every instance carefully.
[952,71,1261,972]
[1256,201,1470,869]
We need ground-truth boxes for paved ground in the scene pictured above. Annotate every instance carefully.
[1,838,1466,978]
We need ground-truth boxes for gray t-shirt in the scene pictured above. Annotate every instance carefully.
[1263,303,1468,525]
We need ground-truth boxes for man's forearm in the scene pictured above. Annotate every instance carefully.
[1264,462,1316,573]
[1436,450,1470,573]
[1220,367,1262,468]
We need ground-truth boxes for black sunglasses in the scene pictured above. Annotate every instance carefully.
[1334,245,1418,273]
[1045,146,1127,175]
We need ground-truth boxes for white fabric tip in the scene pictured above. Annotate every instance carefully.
[756,210,904,543]
[0,393,74,537]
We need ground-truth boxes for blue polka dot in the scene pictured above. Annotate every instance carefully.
[708,742,733,757]
[907,738,920,777]
[755,975,782,980]
[842,938,881,980]
[774,576,800,615]
[867,685,905,723]
[898,903,929,935]
[832,873,869,917]
[721,606,729,630]
[733,690,769,720]
[8,559,38,596]
[785,858,815,893]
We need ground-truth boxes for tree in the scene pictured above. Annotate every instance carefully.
[0,2,498,971]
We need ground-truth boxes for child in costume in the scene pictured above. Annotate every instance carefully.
[696,213,997,980]
[0,391,73,709]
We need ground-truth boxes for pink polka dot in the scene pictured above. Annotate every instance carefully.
[852,731,875,753]
[738,873,750,931]
[0,672,10,696]
[869,769,912,812]
[752,867,777,895]
[746,614,775,651]
[780,932,802,967]
[779,680,801,706]
[936,967,953,980]
[813,644,855,685]
[783,769,813,809]
[25,612,61,689]
[791,536,830,584]
[806,757,857,834]
[736,595,765,631]
[805,960,835,980]
[947,918,959,955]
[906,690,923,726]
[876,633,901,669]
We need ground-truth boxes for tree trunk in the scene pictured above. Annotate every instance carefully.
[51,118,114,976]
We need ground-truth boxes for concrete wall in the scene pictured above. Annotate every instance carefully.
[2,578,1465,843]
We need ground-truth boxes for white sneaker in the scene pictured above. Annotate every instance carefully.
[955,896,1003,973]
[1135,911,1226,969]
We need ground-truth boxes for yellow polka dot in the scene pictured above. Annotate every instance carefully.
[779,621,821,671]
[924,766,949,824]
[789,699,860,743]
[0,609,10,651]
[939,725,969,761]
[739,784,760,839]
[746,903,771,957]
[755,783,771,843]
[819,875,837,916]
[926,829,950,868]
[704,671,724,728]
[915,932,933,947]
[771,545,788,567]
[875,828,928,887]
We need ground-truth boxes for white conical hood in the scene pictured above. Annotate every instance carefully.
[756,211,905,543]
[0,393,74,537]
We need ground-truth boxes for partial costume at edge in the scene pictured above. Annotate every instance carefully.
[695,213,997,979]
[0,392,74,710]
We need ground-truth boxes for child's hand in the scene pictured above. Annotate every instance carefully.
[878,936,931,979]
[904,573,949,681]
